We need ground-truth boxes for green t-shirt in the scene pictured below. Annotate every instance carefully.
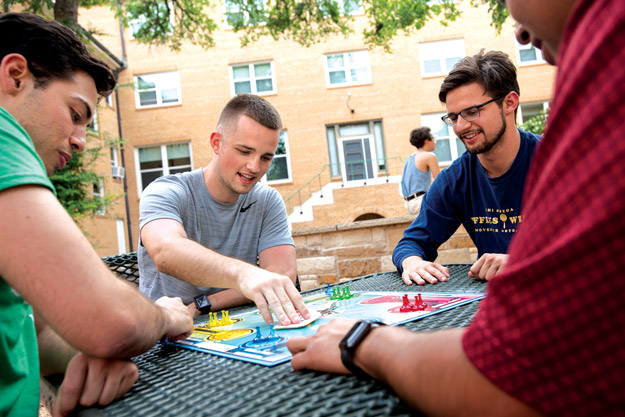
[0,106,55,416]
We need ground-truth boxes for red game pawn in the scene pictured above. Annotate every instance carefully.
[400,294,413,313]
[414,294,427,310]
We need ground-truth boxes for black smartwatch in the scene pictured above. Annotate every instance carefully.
[193,294,212,315]
[339,320,386,379]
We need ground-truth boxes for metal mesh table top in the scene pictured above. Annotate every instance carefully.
[92,264,486,417]
[102,252,140,286]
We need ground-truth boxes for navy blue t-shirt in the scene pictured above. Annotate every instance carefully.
[393,129,540,272]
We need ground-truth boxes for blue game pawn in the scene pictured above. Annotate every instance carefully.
[253,326,263,343]
[325,283,332,297]
[266,324,280,343]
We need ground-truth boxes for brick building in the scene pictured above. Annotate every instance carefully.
[77,1,555,259]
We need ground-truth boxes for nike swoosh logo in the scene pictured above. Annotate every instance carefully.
[240,201,257,213]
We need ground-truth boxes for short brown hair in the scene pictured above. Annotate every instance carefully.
[217,94,282,135]
[439,50,519,111]
[0,12,116,97]
[410,127,432,148]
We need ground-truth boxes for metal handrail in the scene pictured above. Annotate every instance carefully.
[284,156,404,215]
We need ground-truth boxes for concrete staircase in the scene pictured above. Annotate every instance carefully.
[288,175,403,227]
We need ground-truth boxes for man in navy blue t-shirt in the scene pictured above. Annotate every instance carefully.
[393,50,540,284]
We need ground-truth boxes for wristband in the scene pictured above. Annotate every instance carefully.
[339,320,386,379]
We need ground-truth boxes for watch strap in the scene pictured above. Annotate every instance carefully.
[339,320,385,379]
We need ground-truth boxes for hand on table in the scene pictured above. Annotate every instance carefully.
[154,296,194,342]
[401,256,450,285]
[288,318,357,374]
[468,253,508,281]
[238,268,310,326]
[54,353,138,417]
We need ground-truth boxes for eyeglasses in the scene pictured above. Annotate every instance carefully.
[441,95,505,127]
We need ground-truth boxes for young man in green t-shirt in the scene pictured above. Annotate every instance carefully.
[0,13,194,416]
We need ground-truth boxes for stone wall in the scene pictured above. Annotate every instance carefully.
[293,216,477,291]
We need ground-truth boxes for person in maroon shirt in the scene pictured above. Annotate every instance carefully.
[287,0,625,415]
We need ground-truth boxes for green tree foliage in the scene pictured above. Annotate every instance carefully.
[7,0,509,51]
[519,110,548,136]
[49,134,121,221]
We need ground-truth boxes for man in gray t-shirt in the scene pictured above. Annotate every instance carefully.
[139,94,309,326]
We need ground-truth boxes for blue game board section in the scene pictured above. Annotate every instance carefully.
[168,291,484,366]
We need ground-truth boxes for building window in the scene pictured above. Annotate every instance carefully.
[230,61,276,95]
[339,0,362,14]
[418,38,465,77]
[421,112,466,164]
[110,145,119,167]
[88,111,98,133]
[128,16,147,40]
[224,0,267,27]
[135,142,193,192]
[519,101,549,124]
[263,131,291,183]
[105,93,114,107]
[516,39,545,65]
[325,120,386,182]
[134,71,181,109]
[94,180,105,216]
[324,50,371,87]
[116,219,127,255]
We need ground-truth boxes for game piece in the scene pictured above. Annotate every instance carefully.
[399,294,414,313]
[167,291,484,367]
[325,283,332,296]
[414,294,427,310]
[330,285,355,300]
[252,326,263,343]
[265,324,280,343]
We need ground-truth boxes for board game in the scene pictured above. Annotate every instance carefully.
[167,290,484,366]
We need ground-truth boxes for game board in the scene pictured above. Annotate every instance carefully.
[167,290,484,366]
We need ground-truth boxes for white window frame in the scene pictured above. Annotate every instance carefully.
[94,180,105,216]
[87,111,98,133]
[105,93,114,107]
[516,39,546,66]
[421,112,465,164]
[134,142,193,194]
[134,71,182,109]
[262,131,292,184]
[418,38,465,78]
[128,16,147,40]
[229,61,277,96]
[324,50,372,88]
[110,145,120,168]
[518,101,550,124]
[116,219,127,255]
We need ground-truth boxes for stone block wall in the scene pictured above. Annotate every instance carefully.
[294,216,477,291]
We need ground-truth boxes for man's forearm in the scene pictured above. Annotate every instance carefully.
[149,234,255,289]
[354,327,541,417]
[35,314,77,376]
[208,289,251,311]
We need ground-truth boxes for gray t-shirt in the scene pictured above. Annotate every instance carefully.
[138,168,293,303]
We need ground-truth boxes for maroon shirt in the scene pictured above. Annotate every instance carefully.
[463,0,625,415]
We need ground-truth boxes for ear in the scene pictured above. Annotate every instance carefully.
[502,91,520,116]
[210,131,222,155]
[0,54,31,96]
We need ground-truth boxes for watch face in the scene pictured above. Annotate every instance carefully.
[194,295,211,313]
[344,320,371,349]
